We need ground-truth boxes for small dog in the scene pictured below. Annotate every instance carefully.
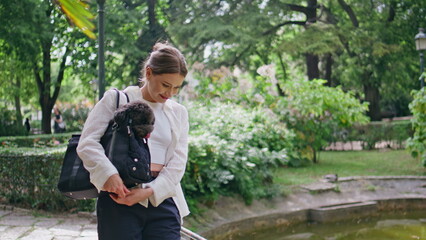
[113,101,155,139]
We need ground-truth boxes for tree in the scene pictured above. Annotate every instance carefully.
[0,45,35,131]
[168,0,425,120]
[0,0,87,133]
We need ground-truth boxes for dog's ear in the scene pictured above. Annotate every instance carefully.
[133,124,154,139]
[113,107,128,125]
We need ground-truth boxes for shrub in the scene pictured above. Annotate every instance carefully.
[0,133,72,148]
[276,79,369,162]
[57,103,91,132]
[182,101,300,208]
[344,120,413,150]
[0,108,28,137]
[406,88,426,166]
[0,147,95,212]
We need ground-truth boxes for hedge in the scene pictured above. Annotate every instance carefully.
[0,147,95,212]
[329,120,413,150]
[0,132,74,148]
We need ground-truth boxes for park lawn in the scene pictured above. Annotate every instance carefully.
[274,149,426,188]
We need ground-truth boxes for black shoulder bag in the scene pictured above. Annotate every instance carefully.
[57,89,151,199]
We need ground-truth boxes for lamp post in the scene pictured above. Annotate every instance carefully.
[415,28,426,88]
[97,0,106,100]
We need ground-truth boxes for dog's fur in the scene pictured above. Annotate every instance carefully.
[114,101,155,139]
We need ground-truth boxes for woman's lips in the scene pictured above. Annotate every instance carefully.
[160,94,168,100]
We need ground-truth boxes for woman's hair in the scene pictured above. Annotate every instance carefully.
[139,42,187,84]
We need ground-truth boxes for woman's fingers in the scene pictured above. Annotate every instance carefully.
[103,174,129,197]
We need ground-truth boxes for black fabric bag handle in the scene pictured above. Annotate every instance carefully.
[112,88,130,107]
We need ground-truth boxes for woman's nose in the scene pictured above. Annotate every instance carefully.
[164,88,173,97]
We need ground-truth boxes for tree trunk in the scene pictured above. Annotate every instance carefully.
[306,54,320,80]
[364,83,381,121]
[305,0,320,80]
[132,0,168,79]
[13,78,23,129]
[34,40,69,134]
[312,148,317,163]
[37,40,53,134]
[323,53,334,86]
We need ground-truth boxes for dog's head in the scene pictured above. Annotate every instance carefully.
[114,101,155,139]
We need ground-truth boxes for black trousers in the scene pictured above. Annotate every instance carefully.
[96,191,181,240]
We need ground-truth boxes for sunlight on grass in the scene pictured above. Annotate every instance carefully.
[274,150,426,187]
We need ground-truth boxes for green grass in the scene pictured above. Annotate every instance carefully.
[274,150,426,188]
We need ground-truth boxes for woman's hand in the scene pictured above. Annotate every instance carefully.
[102,174,130,198]
[110,187,154,206]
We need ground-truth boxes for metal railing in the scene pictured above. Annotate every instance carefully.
[181,226,207,240]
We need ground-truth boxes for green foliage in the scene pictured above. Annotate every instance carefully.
[406,88,426,166]
[0,147,95,212]
[183,101,300,208]
[343,121,413,150]
[185,66,370,163]
[0,133,71,148]
[276,79,370,161]
[59,102,91,132]
[55,0,96,39]
[0,108,28,137]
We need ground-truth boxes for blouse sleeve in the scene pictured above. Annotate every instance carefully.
[145,105,189,206]
[76,90,120,191]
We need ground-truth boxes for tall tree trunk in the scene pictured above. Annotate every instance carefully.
[276,53,287,96]
[305,0,320,80]
[131,0,168,79]
[306,54,320,80]
[364,82,381,121]
[312,148,317,163]
[38,40,53,134]
[323,53,334,86]
[34,40,69,134]
[13,78,23,129]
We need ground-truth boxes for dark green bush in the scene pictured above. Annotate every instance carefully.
[0,133,73,148]
[330,120,413,150]
[0,147,95,212]
[0,108,28,137]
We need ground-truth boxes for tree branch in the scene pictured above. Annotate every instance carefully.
[337,0,359,27]
[387,1,396,22]
[262,21,306,36]
[282,3,309,14]
[231,44,252,66]
[121,0,144,9]
[33,63,43,98]
[52,47,70,102]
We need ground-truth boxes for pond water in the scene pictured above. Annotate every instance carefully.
[233,210,426,240]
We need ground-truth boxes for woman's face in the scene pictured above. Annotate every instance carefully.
[142,67,185,103]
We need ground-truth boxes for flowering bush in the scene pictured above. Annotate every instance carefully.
[275,79,370,162]
[182,101,300,207]
[59,102,92,132]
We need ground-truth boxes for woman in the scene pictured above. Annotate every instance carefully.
[77,42,190,240]
[53,107,66,133]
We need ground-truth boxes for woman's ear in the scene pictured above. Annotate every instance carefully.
[145,67,152,80]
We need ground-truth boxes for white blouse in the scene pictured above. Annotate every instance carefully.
[141,100,172,165]
[77,86,190,219]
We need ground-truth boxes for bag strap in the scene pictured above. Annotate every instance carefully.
[112,88,130,109]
